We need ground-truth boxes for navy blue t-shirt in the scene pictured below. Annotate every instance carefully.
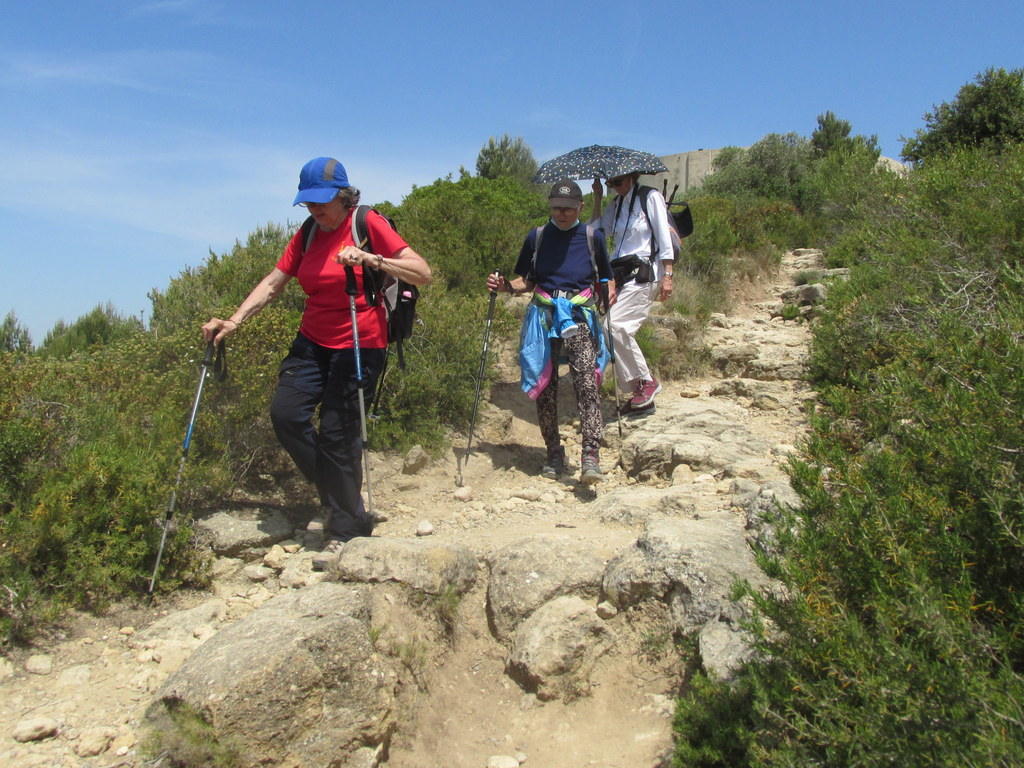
[513,221,612,293]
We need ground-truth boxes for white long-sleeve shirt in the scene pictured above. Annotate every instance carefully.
[600,185,674,281]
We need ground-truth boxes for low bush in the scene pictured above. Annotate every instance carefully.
[672,145,1024,765]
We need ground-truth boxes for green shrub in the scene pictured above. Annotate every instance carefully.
[149,223,300,336]
[144,701,245,768]
[672,672,756,767]
[0,335,216,645]
[393,174,548,294]
[368,288,516,453]
[902,67,1024,164]
[39,302,145,357]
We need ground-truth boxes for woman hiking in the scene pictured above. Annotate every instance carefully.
[202,156,431,570]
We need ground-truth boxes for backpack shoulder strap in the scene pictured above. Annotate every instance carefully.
[351,204,373,251]
[529,224,545,283]
[299,215,318,257]
[584,222,599,280]
[349,205,385,305]
[637,185,659,259]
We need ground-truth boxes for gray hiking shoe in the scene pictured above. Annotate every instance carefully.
[541,446,566,479]
[312,538,345,571]
[580,447,603,485]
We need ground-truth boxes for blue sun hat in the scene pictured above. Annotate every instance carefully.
[293,157,351,206]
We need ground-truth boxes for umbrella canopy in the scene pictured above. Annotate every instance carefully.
[533,144,668,183]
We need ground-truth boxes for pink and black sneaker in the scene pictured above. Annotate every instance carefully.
[629,378,661,409]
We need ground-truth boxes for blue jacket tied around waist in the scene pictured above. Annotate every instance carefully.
[519,295,609,400]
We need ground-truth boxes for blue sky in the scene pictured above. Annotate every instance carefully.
[2,0,1022,344]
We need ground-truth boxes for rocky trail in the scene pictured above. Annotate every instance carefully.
[1,250,827,768]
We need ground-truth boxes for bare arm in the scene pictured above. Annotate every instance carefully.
[486,272,534,295]
[201,267,292,343]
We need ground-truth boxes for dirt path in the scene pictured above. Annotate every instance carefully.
[0,251,818,768]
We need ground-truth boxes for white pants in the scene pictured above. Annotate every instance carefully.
[607,279,658,390]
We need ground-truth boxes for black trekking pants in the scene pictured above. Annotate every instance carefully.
[270,332,385,542]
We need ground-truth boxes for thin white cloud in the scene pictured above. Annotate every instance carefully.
[1,48,221,95]
[127,0,228,23]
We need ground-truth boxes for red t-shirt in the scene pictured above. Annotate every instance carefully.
[276,209,410,349]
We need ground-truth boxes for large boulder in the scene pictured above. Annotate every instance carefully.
[619,398,768,479]
[506,596,615,701]
[485,535,605,641]
[335,536,478,595]
[603,518,766,634]
[148,582,397,767]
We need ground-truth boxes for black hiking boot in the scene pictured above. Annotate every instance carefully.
[541,446,566,479]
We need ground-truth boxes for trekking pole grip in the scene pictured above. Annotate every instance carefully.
[489,269,501,296]
[344,265,358,296]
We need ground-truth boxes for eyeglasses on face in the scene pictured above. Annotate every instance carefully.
[607,176,627,187]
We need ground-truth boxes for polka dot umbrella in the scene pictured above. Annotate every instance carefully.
[533,144,669,183]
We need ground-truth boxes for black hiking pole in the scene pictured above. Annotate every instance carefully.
[148,340,225,597]
[457,269,500,487]
[345,265,376,520]
[600,279,624,439]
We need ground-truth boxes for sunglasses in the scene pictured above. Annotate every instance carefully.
[607,177,628,187]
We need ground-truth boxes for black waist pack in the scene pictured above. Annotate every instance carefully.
[610,254,654,289]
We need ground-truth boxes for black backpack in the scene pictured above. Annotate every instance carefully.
[630,185,693,263]
[299,205,419,368]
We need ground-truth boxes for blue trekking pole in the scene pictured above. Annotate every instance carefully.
[345,265,375,519]
[600,278,623,439]
[148,339,224,596]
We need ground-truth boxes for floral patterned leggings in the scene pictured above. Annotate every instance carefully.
[536,325,603,454]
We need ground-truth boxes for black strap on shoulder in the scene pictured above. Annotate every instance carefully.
[529,224,545,284]
[612,184,647,261]
[636,185,659,260]
[351,205,387,306]
[300,215,318,256]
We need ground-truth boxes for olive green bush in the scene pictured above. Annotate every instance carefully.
[902,67,1024,165]
[149,222,303,336]
[368,289,517,453]
[39,301,145,357]
[391,172,549,293]
[1,311,32,353]
[0,334,216,644]
[475,134,539,188]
